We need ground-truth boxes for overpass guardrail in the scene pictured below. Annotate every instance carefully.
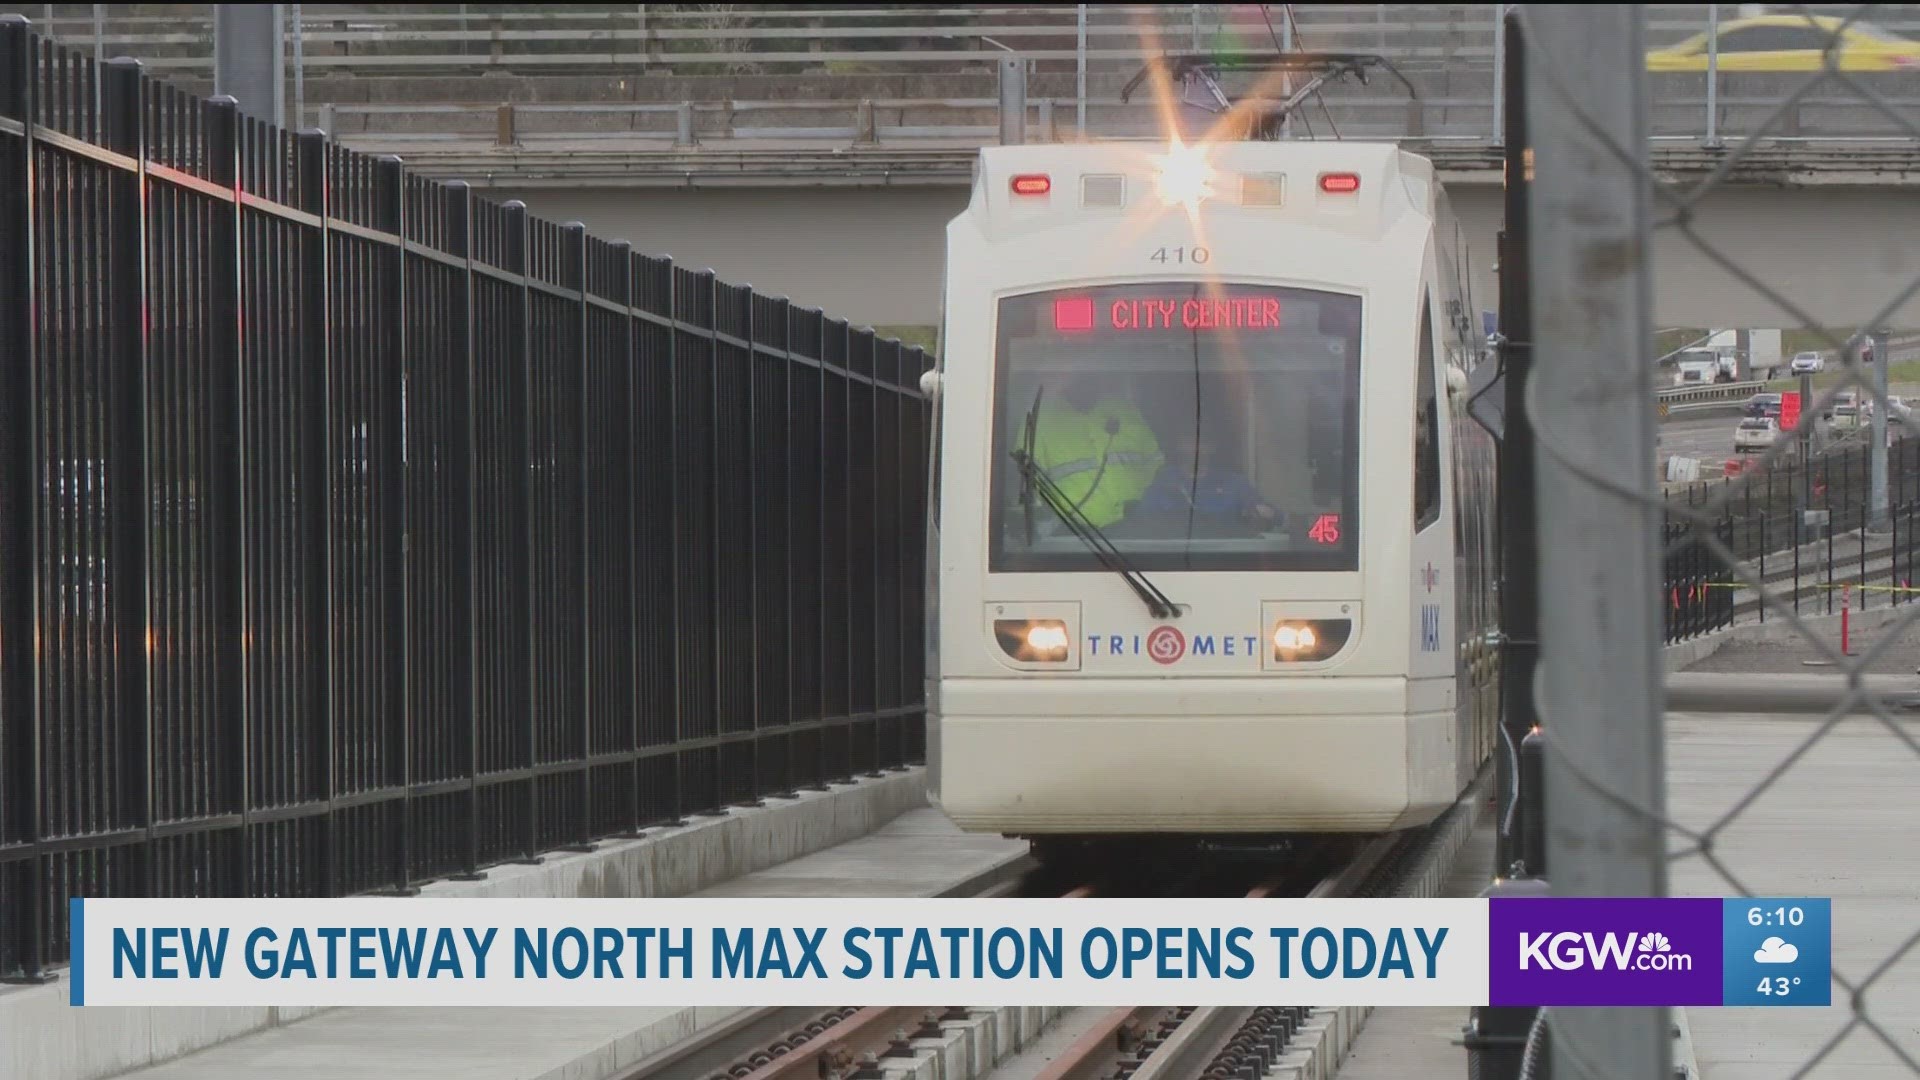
[20,4,1920,148]
[1658,380,1765,419]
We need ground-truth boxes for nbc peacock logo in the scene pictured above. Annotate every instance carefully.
[1518,929,1694,972]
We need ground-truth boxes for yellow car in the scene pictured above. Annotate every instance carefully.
[1647,14,1920,72]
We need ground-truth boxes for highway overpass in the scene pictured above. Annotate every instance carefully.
[485,176,1920,331]
[20,3,1920,328]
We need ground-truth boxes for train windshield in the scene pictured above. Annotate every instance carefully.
[989,282,1361,574]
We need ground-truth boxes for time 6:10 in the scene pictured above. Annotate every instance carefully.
[1747,906,1806,927]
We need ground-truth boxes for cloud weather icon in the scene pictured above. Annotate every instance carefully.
[1754,937,1800,964]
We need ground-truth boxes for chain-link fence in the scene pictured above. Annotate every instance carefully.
[1522,5,1920,1078]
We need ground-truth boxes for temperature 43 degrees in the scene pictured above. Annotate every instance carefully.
[1722,898,1831,1006]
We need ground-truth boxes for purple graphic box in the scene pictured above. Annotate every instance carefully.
[1489,898,1724,1006]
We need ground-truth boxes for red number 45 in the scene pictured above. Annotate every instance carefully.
[1308,514,1341,545]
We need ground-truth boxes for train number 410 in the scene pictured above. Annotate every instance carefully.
[1149,246,1209,264]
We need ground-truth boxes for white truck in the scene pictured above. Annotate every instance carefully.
[1745,328,1783,376]
[1672,348,1734,387]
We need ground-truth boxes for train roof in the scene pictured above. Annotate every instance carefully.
[961,141,1440,242]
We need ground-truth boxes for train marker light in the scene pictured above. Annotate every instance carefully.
[1151,137,1215,216]
[1011,174,1052,196]
[994,619,1071,663]
[1319,172,1361,194]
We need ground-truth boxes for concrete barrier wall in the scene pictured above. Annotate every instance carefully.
[0,769,929,1080]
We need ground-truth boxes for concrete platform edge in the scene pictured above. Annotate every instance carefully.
[0,768,929,1080]
[1664,603,1917,672]
[1288,778,1489,1079]
[1674,1005,1702,1080]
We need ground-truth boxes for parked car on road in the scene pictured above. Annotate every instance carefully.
[1831,390,1861,427]
[1734,417,1780,453]
[1854,396,1913,426]
[1743,392,1783,419]
[1789,351,1826,375]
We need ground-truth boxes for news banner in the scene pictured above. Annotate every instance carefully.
[69,896,1831,1009]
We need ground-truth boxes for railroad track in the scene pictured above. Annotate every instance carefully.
[992,769,1493,1080]
[639,769,1491,1080]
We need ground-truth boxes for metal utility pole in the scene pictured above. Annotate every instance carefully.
[291,4,303,129]
[1460,18,1550,1077]
[91,4,102,112]
[1706,3,1721,146]
[1871,328,1891,532]
[1494,9,1538,881]
[999,56,1027,145]
[214,4,285,126]
[1278,11,1294,140]
[1491,7,1506,142]
[1527,7,1670,1080]
[1076,4,1087,136]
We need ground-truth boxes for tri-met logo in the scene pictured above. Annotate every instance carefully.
[1519,931,1694,973]
[1086,629,1258,664]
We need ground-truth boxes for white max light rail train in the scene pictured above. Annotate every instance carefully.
[920,140,1499,863]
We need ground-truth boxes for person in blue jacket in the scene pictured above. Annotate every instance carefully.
[1134,434,1278,528]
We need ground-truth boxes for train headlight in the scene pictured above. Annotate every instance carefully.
[1274,624,1316,651]
[995,619,1071,663]
[1271,619,1351,663]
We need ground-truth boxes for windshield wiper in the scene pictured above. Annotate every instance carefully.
[1010,405,1180,620]
[1019,387,1041,545]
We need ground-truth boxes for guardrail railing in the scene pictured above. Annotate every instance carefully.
[18,3,1920,147]
[1657,380,1766,404]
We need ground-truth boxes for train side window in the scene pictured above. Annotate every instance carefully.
[1414,297,1442,531]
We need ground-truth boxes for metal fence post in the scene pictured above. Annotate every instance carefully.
[445,179,484,881]
[204,93,249,874]
[103,55,155,897]
[502,199,542,865]
[0,12,52,984]
[609,240,641,832]
[294,129,336,896]
[1871,328,1890,533]
[373,154,414,894]
[1524,6,1671,1080]
[568,221,594,850]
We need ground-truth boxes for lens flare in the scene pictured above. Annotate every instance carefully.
[1152,136,1215,220]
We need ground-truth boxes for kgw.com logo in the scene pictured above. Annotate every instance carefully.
[1519,930,1694,972]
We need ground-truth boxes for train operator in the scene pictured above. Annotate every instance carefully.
[1031,373,1164,529]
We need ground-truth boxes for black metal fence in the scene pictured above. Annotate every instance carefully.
[1661,436,1920,643]
[0,20,930,980]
